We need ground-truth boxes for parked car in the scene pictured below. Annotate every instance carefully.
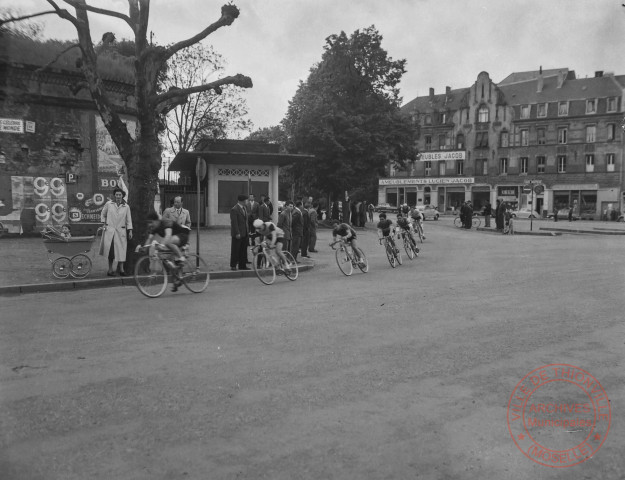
[618,214,624,222]
[546,209,579,221]
[415,205,440,220]
[511,208,541,219]
[374,203,397,214]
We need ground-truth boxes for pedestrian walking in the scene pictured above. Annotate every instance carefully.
[553,204,558,222]
[230,194,250,271]
[368,202,374,223]
[100,187,133,276]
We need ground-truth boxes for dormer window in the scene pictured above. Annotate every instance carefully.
[537,103,547,118]
[586,99,597,114]
[520,105,530,119]
[558,101,569,116]
[424,115,432,125]
[607,97,617,112]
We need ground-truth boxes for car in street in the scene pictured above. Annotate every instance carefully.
[618,214,624,222]
[546,209,579,221]
[374,203,397,214]
[510,208,541,219]
[415,205,440,220]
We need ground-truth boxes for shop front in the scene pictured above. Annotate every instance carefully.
[379,177,474,213]
[497,185,520,210]
[471,185,491,212]
[551,184,599,220]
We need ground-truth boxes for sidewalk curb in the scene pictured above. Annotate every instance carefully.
[476,227,561,236]
[0,263,315,296]
[539,227,625,235]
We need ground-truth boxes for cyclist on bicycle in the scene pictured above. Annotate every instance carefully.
[377,213,399,253]
[396,213,419,252]
[253,219,290,271]
[330,221,364,264]
[145,211,189,265]
[409,206,426,239]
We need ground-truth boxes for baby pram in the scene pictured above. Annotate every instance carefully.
[42,226,103,279]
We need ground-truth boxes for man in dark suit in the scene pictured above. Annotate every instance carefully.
[290,201,304,262]
[301,203,310,258]
[230,194,250,271]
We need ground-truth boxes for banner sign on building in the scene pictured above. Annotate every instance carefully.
[380,177,474,186]
[0,118,24,133]
[498,186,519,197]
[419,151,466,161]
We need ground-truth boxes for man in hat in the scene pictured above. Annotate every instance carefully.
[230,194,250,271]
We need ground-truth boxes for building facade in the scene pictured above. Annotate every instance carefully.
[379,69,624,219]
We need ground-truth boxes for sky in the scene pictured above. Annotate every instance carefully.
[4,0,625,133]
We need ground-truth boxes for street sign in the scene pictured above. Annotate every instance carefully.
[522,186,532,194]
[534,184,544,194]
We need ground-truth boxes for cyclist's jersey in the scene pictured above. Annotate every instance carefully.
[377,219,393,236]
[333,223,356,240]
[396,217,411,231]
[257,222,285,239]
[410,209,423,221]
[149,219,189,240]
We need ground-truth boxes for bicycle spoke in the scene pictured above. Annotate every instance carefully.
[181,254,210,293]
[254,252,276,285]
[335,246,353,276]
[134,256,167,298]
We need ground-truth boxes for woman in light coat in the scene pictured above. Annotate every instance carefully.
[100,187,133,276]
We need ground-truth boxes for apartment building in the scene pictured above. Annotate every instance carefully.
[380,68,624,219]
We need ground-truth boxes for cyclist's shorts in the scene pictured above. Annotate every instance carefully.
[275,237,285,245]
[176,231,189,246]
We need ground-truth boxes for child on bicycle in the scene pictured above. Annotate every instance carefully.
[377,213,398,253]
[253,219,290,271]
[330,221,364,264]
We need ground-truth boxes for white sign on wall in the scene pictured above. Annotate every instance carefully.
[419,151,466,161]
[379,177,474,185]
[0,118,24,133]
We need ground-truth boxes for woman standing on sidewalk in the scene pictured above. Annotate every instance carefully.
[100,188,133,276]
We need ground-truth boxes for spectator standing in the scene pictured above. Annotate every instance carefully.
[259,196,271,222]
[100,187,133,276]
[301,202,311,258]
[483,200,492,228]
[278,200,293,252]
[553,204,558,222]
[568,205,573,222]
[496,199,505,231]
[230,194,250,271]
[368,203,374,223]
[291,201,304,261]
[162,195,192,229]
[308,202,319,252]
[266,197,274,216]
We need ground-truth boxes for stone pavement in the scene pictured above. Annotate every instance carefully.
[0,227,322,295]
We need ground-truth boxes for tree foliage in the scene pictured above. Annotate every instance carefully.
[2,1,252,242]
[161,43,252,155]
[282,26,416,200]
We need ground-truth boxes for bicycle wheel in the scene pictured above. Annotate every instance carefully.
[52,257,71,278]
[354,247,368,273]
[69,254,92,278]
[134,256,167,298]
[253,252,276,285]
[403,235,415,259]
[472,216,481,228]
[394,244,403,265]
[282,251,299,281]
[335,246,353,276]
[454,217,462,228]
[384,242,397,268]
[180,254,210,293]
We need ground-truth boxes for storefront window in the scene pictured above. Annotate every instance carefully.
[580,191,597,217]
[386,188,398,207]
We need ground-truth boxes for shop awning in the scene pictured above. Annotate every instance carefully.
[169,150,313,172]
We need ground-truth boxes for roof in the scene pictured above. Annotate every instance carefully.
[498,68,569,85]
[400,87,470,114]
[169,140,313,172]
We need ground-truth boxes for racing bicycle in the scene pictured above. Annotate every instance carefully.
[330,239,368,276]
[379,235,403,268]
[398,229,419,260]
[134,243,209,298]
[252,242,298,285]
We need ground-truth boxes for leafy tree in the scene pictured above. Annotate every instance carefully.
[162,43,252,156]
[1,1,252,241]
[282,26,416,202]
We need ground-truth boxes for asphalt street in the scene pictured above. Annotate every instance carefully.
[1,220,624,479]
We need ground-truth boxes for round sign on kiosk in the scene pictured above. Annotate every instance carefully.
[534,184,545,194]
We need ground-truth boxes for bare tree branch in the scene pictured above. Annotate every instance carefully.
[60,0,134,31]
[153,74,253,105]
[0,10,56,27]
[35,43,80,73]
[46,0,80,29]
[162,4,240,61]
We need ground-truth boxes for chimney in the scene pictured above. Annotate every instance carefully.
[429,87,435,98]
[446,86,451,95]
[537,66,544,93]
[557,70,566,88]
[595,71,604,77]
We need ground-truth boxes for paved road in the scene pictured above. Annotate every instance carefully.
[1,221,624,479]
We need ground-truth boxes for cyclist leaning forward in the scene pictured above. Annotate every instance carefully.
[396,212,419,253]
[145,211,191,292]
[253,219,291,271]
[376,213,399,252]
[409,206,426,239]
[331,221,364,265]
